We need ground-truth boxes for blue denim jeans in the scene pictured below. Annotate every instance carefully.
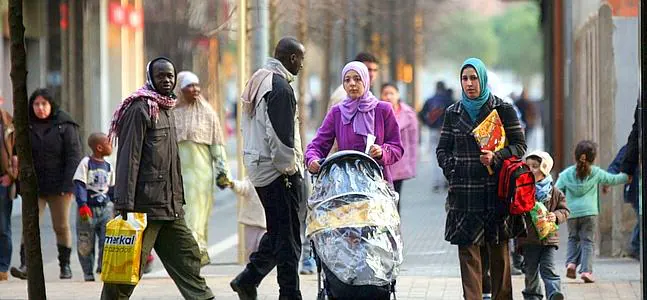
[77,203,112,275]
[631,205,640,255]
[0,186,11,272]
[522,245,561,300]
[566,216,597,274]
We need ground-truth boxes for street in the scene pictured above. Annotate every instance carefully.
[0,137,641,299]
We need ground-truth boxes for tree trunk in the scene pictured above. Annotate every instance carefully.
[297,0,310,194]
[9,0,47,298]
[319,11,333,123]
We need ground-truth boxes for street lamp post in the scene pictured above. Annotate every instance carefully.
[237,0,248,265]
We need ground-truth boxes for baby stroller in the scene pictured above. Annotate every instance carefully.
[307,150,403,300]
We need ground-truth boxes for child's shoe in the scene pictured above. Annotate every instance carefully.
[565,263,576,279]
[84,274,95,282]
[550,291,565,300]
[581,272,595,283]
[142,254,154,274]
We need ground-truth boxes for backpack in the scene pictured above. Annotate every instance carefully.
[497,156,536,215]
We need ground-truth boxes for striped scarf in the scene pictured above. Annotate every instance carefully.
[108,84,176,142]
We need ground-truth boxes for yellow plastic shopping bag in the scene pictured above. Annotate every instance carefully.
[101,213,147,285]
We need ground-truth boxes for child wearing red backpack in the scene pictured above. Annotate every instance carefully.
[556,140,629,283]
[519,151,569,300]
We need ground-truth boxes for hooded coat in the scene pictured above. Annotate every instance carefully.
[28,95,82,196]
[556,165,628,219]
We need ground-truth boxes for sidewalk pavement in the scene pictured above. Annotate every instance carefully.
[0,273,641,300]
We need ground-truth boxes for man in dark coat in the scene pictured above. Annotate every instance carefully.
[101,57,214,300]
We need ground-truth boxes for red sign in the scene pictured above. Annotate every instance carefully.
[608,0,638,17]
[127,6,143,29]
[59,3,68,30]
[109,2,126,26]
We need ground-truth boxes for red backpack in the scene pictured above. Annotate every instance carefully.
[497,156,536,215]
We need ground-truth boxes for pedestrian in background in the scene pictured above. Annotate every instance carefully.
[605,145,640,260]
[174,70,230,267]
[556,140,629,283]
[520,151,568,300]
[102,57,214,299]
[0,95,17,282]
[420,81,453,192]
[11,88,82,280]
[436,57,527,300]
[381,82,418,212]
[232,37,306,300]
[73,132,115,282]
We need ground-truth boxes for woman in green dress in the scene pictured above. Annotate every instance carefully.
[174,71,230,266]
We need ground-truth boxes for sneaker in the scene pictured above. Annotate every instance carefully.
[482,293,492,300]
[550,291,565,300]
[300,257,316,275]
[143,254,154,274]
[84,274,95,282]
[565,263,576,279]
[581,272,595,283]
[511,266,524,276]
[0,271,8,281]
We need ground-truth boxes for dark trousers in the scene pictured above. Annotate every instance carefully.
[458,242,512,300]
[393,180,403,213]
[101,218,213,300]
[239,174,303,299]
[0,186,11,272]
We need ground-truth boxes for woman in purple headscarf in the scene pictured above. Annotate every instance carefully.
[305,61,404,184]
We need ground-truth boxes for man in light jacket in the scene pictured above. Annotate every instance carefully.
[231,37,306,300]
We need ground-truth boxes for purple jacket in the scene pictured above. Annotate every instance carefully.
[306,101,404,183]
[387,102,418,181]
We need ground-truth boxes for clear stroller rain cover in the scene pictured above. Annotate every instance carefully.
[306,150,403,286]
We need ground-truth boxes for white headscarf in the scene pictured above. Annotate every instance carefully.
[173,71,224,146]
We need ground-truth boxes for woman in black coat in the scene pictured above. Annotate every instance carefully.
[11,88,82,280]
[436,58,526,300]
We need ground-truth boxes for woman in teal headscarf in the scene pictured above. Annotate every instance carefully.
[436,58,527,300]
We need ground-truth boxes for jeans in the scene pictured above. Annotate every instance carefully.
[566,216,596,273]
[239,174,303,299]
[299,176,311,263]
[77,203,112,275]
[0,186,11,272]
[631,205,640,255]
[522,245,561,300]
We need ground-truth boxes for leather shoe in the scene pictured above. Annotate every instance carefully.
[230,272,258,300]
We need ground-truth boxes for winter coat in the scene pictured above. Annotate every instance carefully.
[436,95,527,245]
[0,110,17,199]
[241,72,304,187]
[113,100,185,220]
[621,100,639,175]
[29,110,82,197]
[556,165,628,219]
[519,185,569,248]
[305,101,404,184]
[387,102,418,181]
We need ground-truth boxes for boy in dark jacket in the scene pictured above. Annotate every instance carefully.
[520,151,569,300]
